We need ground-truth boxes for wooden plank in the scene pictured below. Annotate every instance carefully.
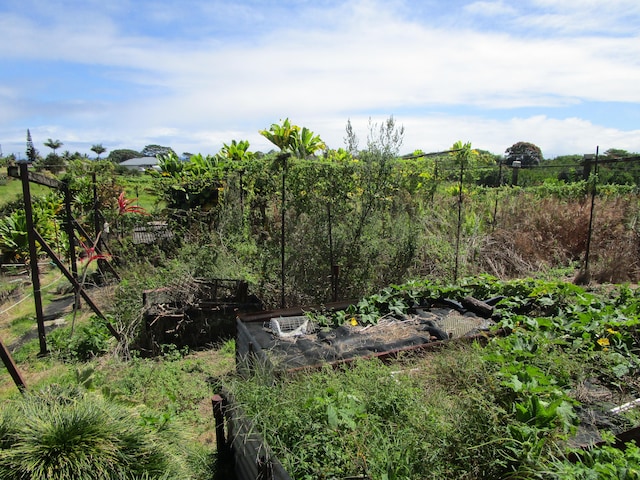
[0,336,27,392]
[7,165,63,189]
[19,163,47,356]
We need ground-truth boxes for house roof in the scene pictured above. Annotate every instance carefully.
[119,157,159,167]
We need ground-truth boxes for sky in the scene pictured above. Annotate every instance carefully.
[1,0,639,160]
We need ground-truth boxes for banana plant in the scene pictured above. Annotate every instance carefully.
[260,119,326,158]
[259,118,300,153]
[185,153,220,176]
[293,127,326,158]
[157,152,184,177]
[0,195,63,263]
[0,211,29,262]
[219,139,254,163]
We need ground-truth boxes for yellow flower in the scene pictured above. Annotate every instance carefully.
[597,337,610,347]
[350,317,358,326]
[606,328,618,335]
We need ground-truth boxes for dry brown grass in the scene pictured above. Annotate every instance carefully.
[475,194,640,282]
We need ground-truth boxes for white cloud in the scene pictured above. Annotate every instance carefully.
[515,0,640,35]
[1,0,640,159]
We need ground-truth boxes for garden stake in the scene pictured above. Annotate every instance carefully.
[18,161,47,356]
[454,155,464,282]
[280,153,289,308]
[63,181,80,308]
[583,146,599,276]
[211,394,227,450]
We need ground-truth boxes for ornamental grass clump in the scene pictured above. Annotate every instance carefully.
[0,385,196,480]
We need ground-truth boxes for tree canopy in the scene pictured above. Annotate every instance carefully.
[91,144,107,159]
[107,149,141,164]
[141,144,175,158]
[43,138,63,154]
[505,141,543,167]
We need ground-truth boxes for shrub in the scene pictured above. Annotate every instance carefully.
[0,386,200,480]
[48,316,113,361]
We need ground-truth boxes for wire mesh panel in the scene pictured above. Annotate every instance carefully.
[269,316,314,338]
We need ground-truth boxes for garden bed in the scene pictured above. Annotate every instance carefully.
[139,277,262,354]
[226,278,640,478]
[236,297,496,373]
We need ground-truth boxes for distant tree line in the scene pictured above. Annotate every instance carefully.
[3,128,639,187]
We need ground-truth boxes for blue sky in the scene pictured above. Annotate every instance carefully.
[1,0,639,159]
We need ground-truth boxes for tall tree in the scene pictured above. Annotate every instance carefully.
[141,144,175,158]
[26,129,38,163]
[43,138,63,154]
[91,144,107,159]
[107,149,140,163]
[505,141,543,167]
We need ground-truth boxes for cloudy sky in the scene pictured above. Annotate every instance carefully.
[1,0,639,159]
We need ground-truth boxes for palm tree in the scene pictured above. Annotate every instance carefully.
[91,144,107,159]
[43,138,63,155]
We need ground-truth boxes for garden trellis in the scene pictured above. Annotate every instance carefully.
[189,146,640,307]
[6,163,120,356]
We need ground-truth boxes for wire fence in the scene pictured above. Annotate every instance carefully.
[0,273,66,319]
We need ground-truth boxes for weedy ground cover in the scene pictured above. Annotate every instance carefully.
[226,277,640,479]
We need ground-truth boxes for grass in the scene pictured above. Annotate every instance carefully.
[0,339,235,478]
[0,385,207,479]
[226,349,514,479]
[0,176,49,208]
[0,257,235,465]
[121,176,166,213]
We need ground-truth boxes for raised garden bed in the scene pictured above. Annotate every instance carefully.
[223,279,640,479]
[236,297,496,373]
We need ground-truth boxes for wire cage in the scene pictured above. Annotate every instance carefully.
[269,316,314,338]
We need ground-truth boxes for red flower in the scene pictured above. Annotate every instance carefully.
[79,238,111,264]
[118,192,148,215]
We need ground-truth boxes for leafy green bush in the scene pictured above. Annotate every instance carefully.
[550,434,640,479]
[48,316,113,361]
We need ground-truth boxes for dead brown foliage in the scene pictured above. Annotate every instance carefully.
[476,194,640,282]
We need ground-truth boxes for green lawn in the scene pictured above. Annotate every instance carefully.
[0,176,50,208]
[121,176,165,212]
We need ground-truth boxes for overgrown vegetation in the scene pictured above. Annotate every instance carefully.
[227,277,640,479]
